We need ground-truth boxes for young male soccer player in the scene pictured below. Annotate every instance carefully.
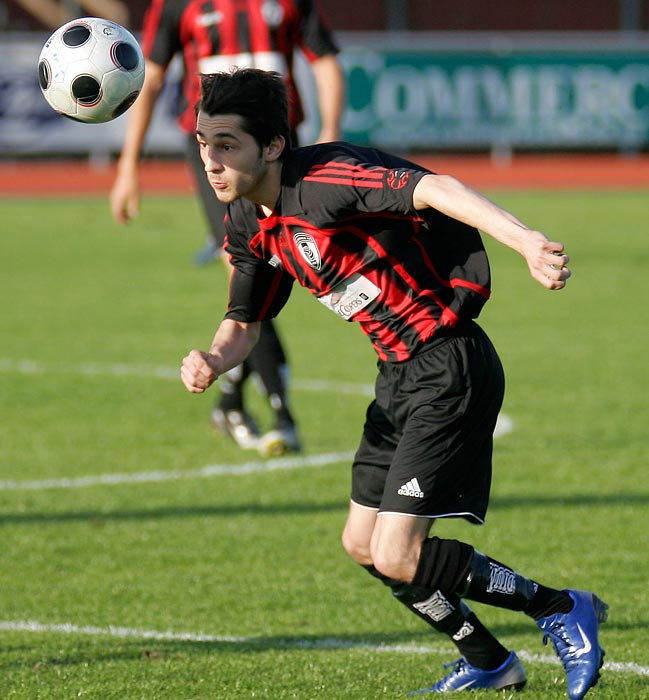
[181,68,608,699]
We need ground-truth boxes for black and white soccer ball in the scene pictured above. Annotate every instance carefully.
[38,17,145,123]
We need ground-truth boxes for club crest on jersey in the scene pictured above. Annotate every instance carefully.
[293,232,322,270]
[387,169,410,190]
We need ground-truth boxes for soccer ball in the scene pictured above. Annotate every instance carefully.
[37,17,145,123]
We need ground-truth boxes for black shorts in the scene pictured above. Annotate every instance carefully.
[350,321,505,524]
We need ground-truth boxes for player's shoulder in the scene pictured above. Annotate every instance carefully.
[286,142,430,175]
[284,142,384,180]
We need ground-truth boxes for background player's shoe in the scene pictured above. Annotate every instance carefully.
[211,408,260,450]
[408,651,527,694]
[537,589,608,700]
[257,421,302,458]
[191,238,221,266]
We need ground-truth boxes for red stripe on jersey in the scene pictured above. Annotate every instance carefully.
[308,162,384,178]
[141,0,165,58]
[366,264,442,344]
[412,231,491,300]
[348,225,448,312]
[249,0,271,52]
[361,320,411,362]
[439,306,460,326]
[303,175,384,188]
[258,266,289,320]
[305,161,387,188]
[450,278,491,298]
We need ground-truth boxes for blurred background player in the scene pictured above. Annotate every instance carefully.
[110,0,344,456]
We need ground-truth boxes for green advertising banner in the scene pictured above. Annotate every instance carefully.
[339,47,649,150]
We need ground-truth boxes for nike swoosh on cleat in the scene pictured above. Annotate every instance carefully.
[574,623,593,657]
[456,681,477,691]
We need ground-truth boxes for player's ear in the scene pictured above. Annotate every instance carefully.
[264,135,285,162]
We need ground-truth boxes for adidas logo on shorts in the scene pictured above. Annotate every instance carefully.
[398,477,424,499]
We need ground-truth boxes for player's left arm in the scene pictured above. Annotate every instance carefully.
[310,54,344,143]
[295,0,343,143]
[412,173,571,290]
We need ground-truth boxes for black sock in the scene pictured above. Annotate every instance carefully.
[245,322,295,427]
[410,537,475,594]
[459,550,573,619]
[526,584,574,620]
[454,612,511,670]
[217,363,249,412]
[364,565,509,670]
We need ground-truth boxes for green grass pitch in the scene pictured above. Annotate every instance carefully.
[0,189,647,699]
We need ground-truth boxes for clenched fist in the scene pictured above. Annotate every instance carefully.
[180,349,220,393]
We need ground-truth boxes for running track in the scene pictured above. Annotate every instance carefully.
[1,153,649,195]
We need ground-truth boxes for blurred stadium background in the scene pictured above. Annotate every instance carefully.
[2,0,649,177]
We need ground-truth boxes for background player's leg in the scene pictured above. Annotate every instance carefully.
[252,321,301,456]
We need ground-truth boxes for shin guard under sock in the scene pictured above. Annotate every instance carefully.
[363,565,509,670]
[459,550,573,619]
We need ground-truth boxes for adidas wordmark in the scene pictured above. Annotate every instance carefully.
[398,477,424,498]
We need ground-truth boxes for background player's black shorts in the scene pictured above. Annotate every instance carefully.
[350,321,505,524]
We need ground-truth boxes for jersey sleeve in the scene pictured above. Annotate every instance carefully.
[223,208,295,323]
[294,0,339,61]
[226,266,294,322]
[141,0,182,68]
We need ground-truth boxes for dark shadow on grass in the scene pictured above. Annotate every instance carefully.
[2,622,640,673]
[490,492,649,510]
[1,491,648,527]
[0,630,447,671]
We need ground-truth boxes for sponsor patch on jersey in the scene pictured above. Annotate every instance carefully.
[387,169,410,190]
[293,232,322,270]
[317,273,381,320]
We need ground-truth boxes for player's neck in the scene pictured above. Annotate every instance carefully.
[253,161,283,217]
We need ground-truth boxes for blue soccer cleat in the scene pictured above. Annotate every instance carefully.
[408,651,527,694]
[537,589,608,700]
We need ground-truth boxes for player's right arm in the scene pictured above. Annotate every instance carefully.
[181,319,261,393]
[110,59,166,224]
[412,173,571,290]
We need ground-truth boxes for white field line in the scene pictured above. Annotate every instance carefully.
[0,358,376,396]
[0,357,512,491]
[0,451,356,491]
[0,619,646,677]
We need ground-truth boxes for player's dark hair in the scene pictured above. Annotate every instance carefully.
[198,69,291,156]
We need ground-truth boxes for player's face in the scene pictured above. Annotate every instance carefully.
[196,112,274,205]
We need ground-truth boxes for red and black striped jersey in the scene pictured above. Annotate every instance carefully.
[224,143,492,362]
[141,0,338,132]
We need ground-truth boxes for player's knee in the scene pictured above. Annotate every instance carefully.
[341,526,372,565]
[370,544,417,583]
